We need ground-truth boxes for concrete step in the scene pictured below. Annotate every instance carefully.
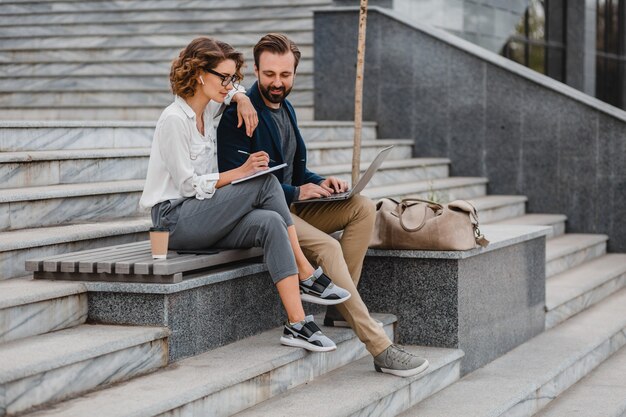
[0,217,150,280]
[307,139,414,164]
[0,17,315,39]
[0,89,313,108]
[316,158,451,187]
[398,287,626,417]
[0,74,314,92]
[0,121,377,152]
[0,140,400,189]
[0,0,330,15]
[545,254,626,329]
[534,344,626,417]
[546,234,609,278]
[365,177,489,202]
[0,324,169,416]
[0,180,147,231]
[25,314,398,417]
[0,58,313,78]
[0,45,315,64]
[235,347,464,417]
[492,213,568,238]
[0,277,86,344]
[0,148,150,189]
[467,194,528,224]
[0,31,312,51]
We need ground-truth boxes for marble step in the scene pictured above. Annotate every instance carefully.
[0,0,329,12]
[491,213,568,238]
[546,234,609,278]
[398,287,626,417]
[307,139,414,164]
[0,17,315,38]
[0,277,86,344]
[235,347,463,417]
[0,7,320,28]
[316,158,451,187]
[0,217,151,280]
[0,324,169,416]
[0,148,150,189]
[534,344,626,417]
[0,180,147,231]
[466,194,528,224]
[0,120,378,152]
[25,314,398,417]
[545,254,626,329]
[0,138,406,188]
[0,74,314,92]
[366,177,489,202]
[0,105,315,121]
[0,89,314,108]
[0,45,315,64]
[0,31,313,51]
[0,58,313,78]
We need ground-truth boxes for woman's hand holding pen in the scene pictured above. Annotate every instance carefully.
[238,151,270,177]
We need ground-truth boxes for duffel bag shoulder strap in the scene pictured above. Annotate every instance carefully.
[397,198,442,233]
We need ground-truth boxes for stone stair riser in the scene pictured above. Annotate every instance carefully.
[502,328,626,417]
[0,124,369,152]
[161,325,394,417]
[348,360,460,417]
[1,231,148,281]
[0,19,314,39]
[0,90,313,108]
[546,272,626,329]
[3,339,168,416]
[0,8,318,27]
[326,165,449,187]
[0,157,148,189]
[0,294,87,344]
[0,75,315,92]
[307,144,412,165]
[0,106,314,121]
[0,59,314,78]
[546,242,607,278]
[385,183,487,203]
[477,201,526,224]
[0,46,315,64]
[1,193,146,231]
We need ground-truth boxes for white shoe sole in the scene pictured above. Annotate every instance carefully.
[300,292,351,306]
[377,359,430,377]
[280,336,337,352]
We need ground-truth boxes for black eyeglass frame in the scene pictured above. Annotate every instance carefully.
[204,68,241,88]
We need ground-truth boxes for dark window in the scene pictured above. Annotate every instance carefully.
[596,0,624,107]
[501,0,566,82]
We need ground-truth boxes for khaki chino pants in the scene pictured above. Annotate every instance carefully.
[291,195,392,357]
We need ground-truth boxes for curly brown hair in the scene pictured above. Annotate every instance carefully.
[170,37,244,98]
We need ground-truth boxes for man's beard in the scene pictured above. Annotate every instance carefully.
[259,83,292,104]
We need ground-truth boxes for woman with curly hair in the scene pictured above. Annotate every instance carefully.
[140,37,350,352]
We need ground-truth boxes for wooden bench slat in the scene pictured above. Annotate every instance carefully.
[60,246,149,273]
[152,248,263,275]
[114,253,156,274]
[31,241,149,264]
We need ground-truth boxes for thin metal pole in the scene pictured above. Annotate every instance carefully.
[352,0,368,186]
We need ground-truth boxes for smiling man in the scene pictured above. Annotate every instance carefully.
[217,33,428,377]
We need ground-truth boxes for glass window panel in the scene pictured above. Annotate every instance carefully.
[528,0,546,41]
[546,47,565,81]
[504,40,527,66]
[529,45,546,73]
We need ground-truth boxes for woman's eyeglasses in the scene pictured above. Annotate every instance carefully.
[205,68,240,88]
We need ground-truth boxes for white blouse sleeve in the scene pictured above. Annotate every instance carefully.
[157,115,220,200]
[223,83,246,106]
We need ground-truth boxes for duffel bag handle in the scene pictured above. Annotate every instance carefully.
[397,198,442,233]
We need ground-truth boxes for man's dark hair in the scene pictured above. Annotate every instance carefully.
[253,33,301,71]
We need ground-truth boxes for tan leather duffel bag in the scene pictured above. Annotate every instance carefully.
[370,198,489,250]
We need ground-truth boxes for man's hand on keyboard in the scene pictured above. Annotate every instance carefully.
[320,177,349,194]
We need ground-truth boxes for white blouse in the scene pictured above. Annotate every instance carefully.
[139,88,244,209]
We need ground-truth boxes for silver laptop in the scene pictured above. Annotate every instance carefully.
[294,145,394,204]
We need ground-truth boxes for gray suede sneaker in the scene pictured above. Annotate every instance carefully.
[299,267,351,305]
[374,345,429,377]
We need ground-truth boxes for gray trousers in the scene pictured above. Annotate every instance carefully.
[152,175,298,284]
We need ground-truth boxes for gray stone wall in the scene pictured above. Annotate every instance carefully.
[314,7,626,252]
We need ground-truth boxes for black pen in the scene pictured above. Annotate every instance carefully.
[238,150,276,163]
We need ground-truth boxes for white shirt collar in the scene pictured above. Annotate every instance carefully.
[174,95,196,119]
